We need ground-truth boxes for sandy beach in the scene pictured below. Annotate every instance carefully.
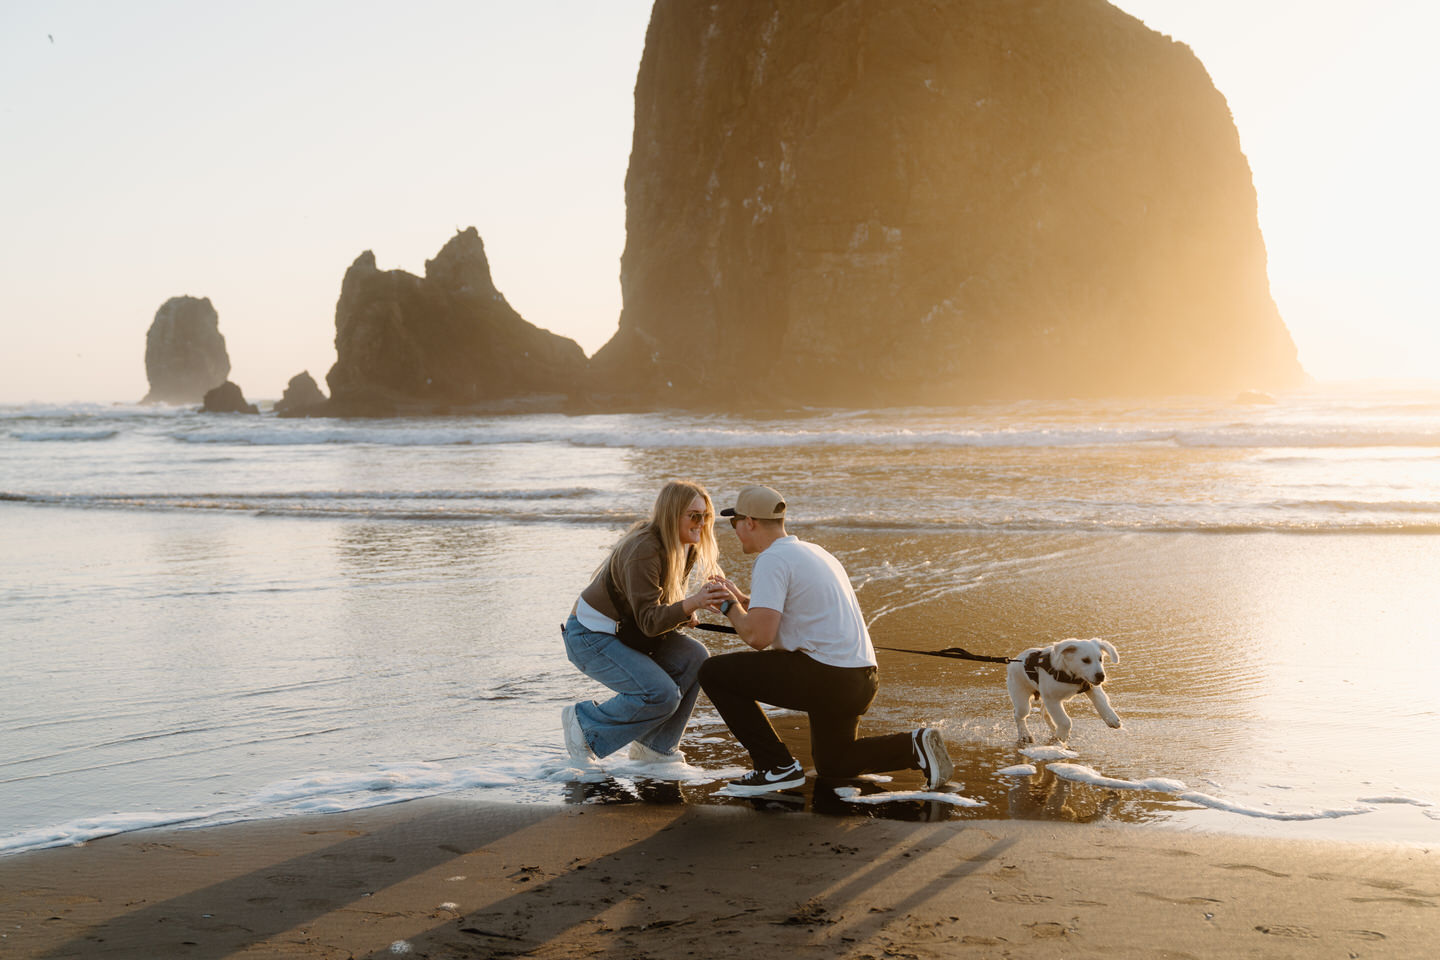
[3,798,1435,959]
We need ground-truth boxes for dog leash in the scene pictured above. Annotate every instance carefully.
[699,626,1015,667]
[875,645,1016,664]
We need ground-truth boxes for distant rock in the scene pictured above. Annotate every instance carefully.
[142,296,231,404]
[324,228,589,416]
[274,371,328,417]
[594,0,1305,406]
[200,380,259,414]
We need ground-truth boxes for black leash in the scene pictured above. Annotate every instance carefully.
[875,645,1015,664]
[696,625,1012,667]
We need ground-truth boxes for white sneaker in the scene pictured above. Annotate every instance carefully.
[562,705,597,764]
[724,760,806,796]
[628,741,686,764]
[913,727,953,790]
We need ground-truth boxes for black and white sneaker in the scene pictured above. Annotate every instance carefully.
[724,760,806,796]
[913,727,954,790]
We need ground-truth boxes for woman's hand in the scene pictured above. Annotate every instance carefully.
[682,579,731,615]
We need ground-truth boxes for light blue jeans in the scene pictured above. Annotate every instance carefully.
[562,612,708,759]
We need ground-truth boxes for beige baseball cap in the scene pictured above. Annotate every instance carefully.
[719,485,787,519]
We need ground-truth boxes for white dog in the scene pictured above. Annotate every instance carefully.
[1007,638,1122,743]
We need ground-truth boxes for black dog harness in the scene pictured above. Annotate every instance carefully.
[1024,649,1092,692]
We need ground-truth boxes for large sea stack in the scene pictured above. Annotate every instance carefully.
[593,0,1304,406]
[325,228,589,415]
[142,296,231,404]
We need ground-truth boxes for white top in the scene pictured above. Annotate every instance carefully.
[747,535,877,669]
[575,593,618,635]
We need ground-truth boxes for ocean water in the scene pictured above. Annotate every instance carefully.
[2,382,1439,854]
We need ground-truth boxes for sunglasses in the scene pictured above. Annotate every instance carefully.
[685,511,713,524]
[727,514,749,528]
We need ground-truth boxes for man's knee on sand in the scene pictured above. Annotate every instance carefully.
[697,650,741,693]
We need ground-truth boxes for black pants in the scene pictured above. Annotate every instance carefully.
[698,650,916,777]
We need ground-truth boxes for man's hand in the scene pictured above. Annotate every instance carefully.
[708,575,749,606]
[717,580,778,650]
[683,579,732,615]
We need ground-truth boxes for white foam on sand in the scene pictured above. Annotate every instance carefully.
[832,786,986,808]
[998,764,1038,777]
[0,808,245,854]
[1045,762,1375,821]
[1046,763,1188,794]
[539,750,724,785]
[1020,745,1079,761]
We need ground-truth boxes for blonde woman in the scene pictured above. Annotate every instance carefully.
[561,480,730,764]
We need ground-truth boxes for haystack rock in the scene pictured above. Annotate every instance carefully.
[142,296,231,404]
[200,380,258,414]
[274,370,328,417]
[593,0,1305,406]
[325,228,589,416]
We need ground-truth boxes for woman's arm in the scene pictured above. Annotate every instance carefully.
[616,535,726,635]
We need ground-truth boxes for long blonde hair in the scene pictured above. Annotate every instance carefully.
[610,480,722,603]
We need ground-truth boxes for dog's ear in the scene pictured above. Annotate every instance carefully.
[1056,642,1079,664]
[1098,639,1119,664]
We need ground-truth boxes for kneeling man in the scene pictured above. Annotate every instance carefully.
[700,485,953,796]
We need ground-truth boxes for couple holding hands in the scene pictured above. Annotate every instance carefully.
[561,480,953,796]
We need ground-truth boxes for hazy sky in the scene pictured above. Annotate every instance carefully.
[2,1,1436,403]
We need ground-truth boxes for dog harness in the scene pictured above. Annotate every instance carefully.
[1024,650,1091,692]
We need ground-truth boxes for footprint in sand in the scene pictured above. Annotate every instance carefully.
[1025,921,1069,939]
[265,874,308,887]
[1137,891,1223,906]
[1345,930,1388,941]
[1255,923,1318,939]
[1219,863,1290,878]
[1348,896,1436,908]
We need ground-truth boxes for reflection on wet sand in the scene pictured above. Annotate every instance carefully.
[562,530,1439,839]
[561,741,1171,828]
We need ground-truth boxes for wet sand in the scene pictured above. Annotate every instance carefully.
[3,798,1435,959]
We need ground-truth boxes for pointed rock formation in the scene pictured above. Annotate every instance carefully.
[142,296,231,404]
[325,228,589,416]
[274,371,328,417]
[595,0,1305,406]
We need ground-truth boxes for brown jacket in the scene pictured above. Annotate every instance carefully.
[578,527,695,637]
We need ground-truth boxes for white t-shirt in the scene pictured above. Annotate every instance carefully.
[748,536,877,669]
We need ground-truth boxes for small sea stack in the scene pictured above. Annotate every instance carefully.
[274,371,328,417]
[200,380,259,414]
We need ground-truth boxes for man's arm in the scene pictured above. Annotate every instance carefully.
[722,598,780,651]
